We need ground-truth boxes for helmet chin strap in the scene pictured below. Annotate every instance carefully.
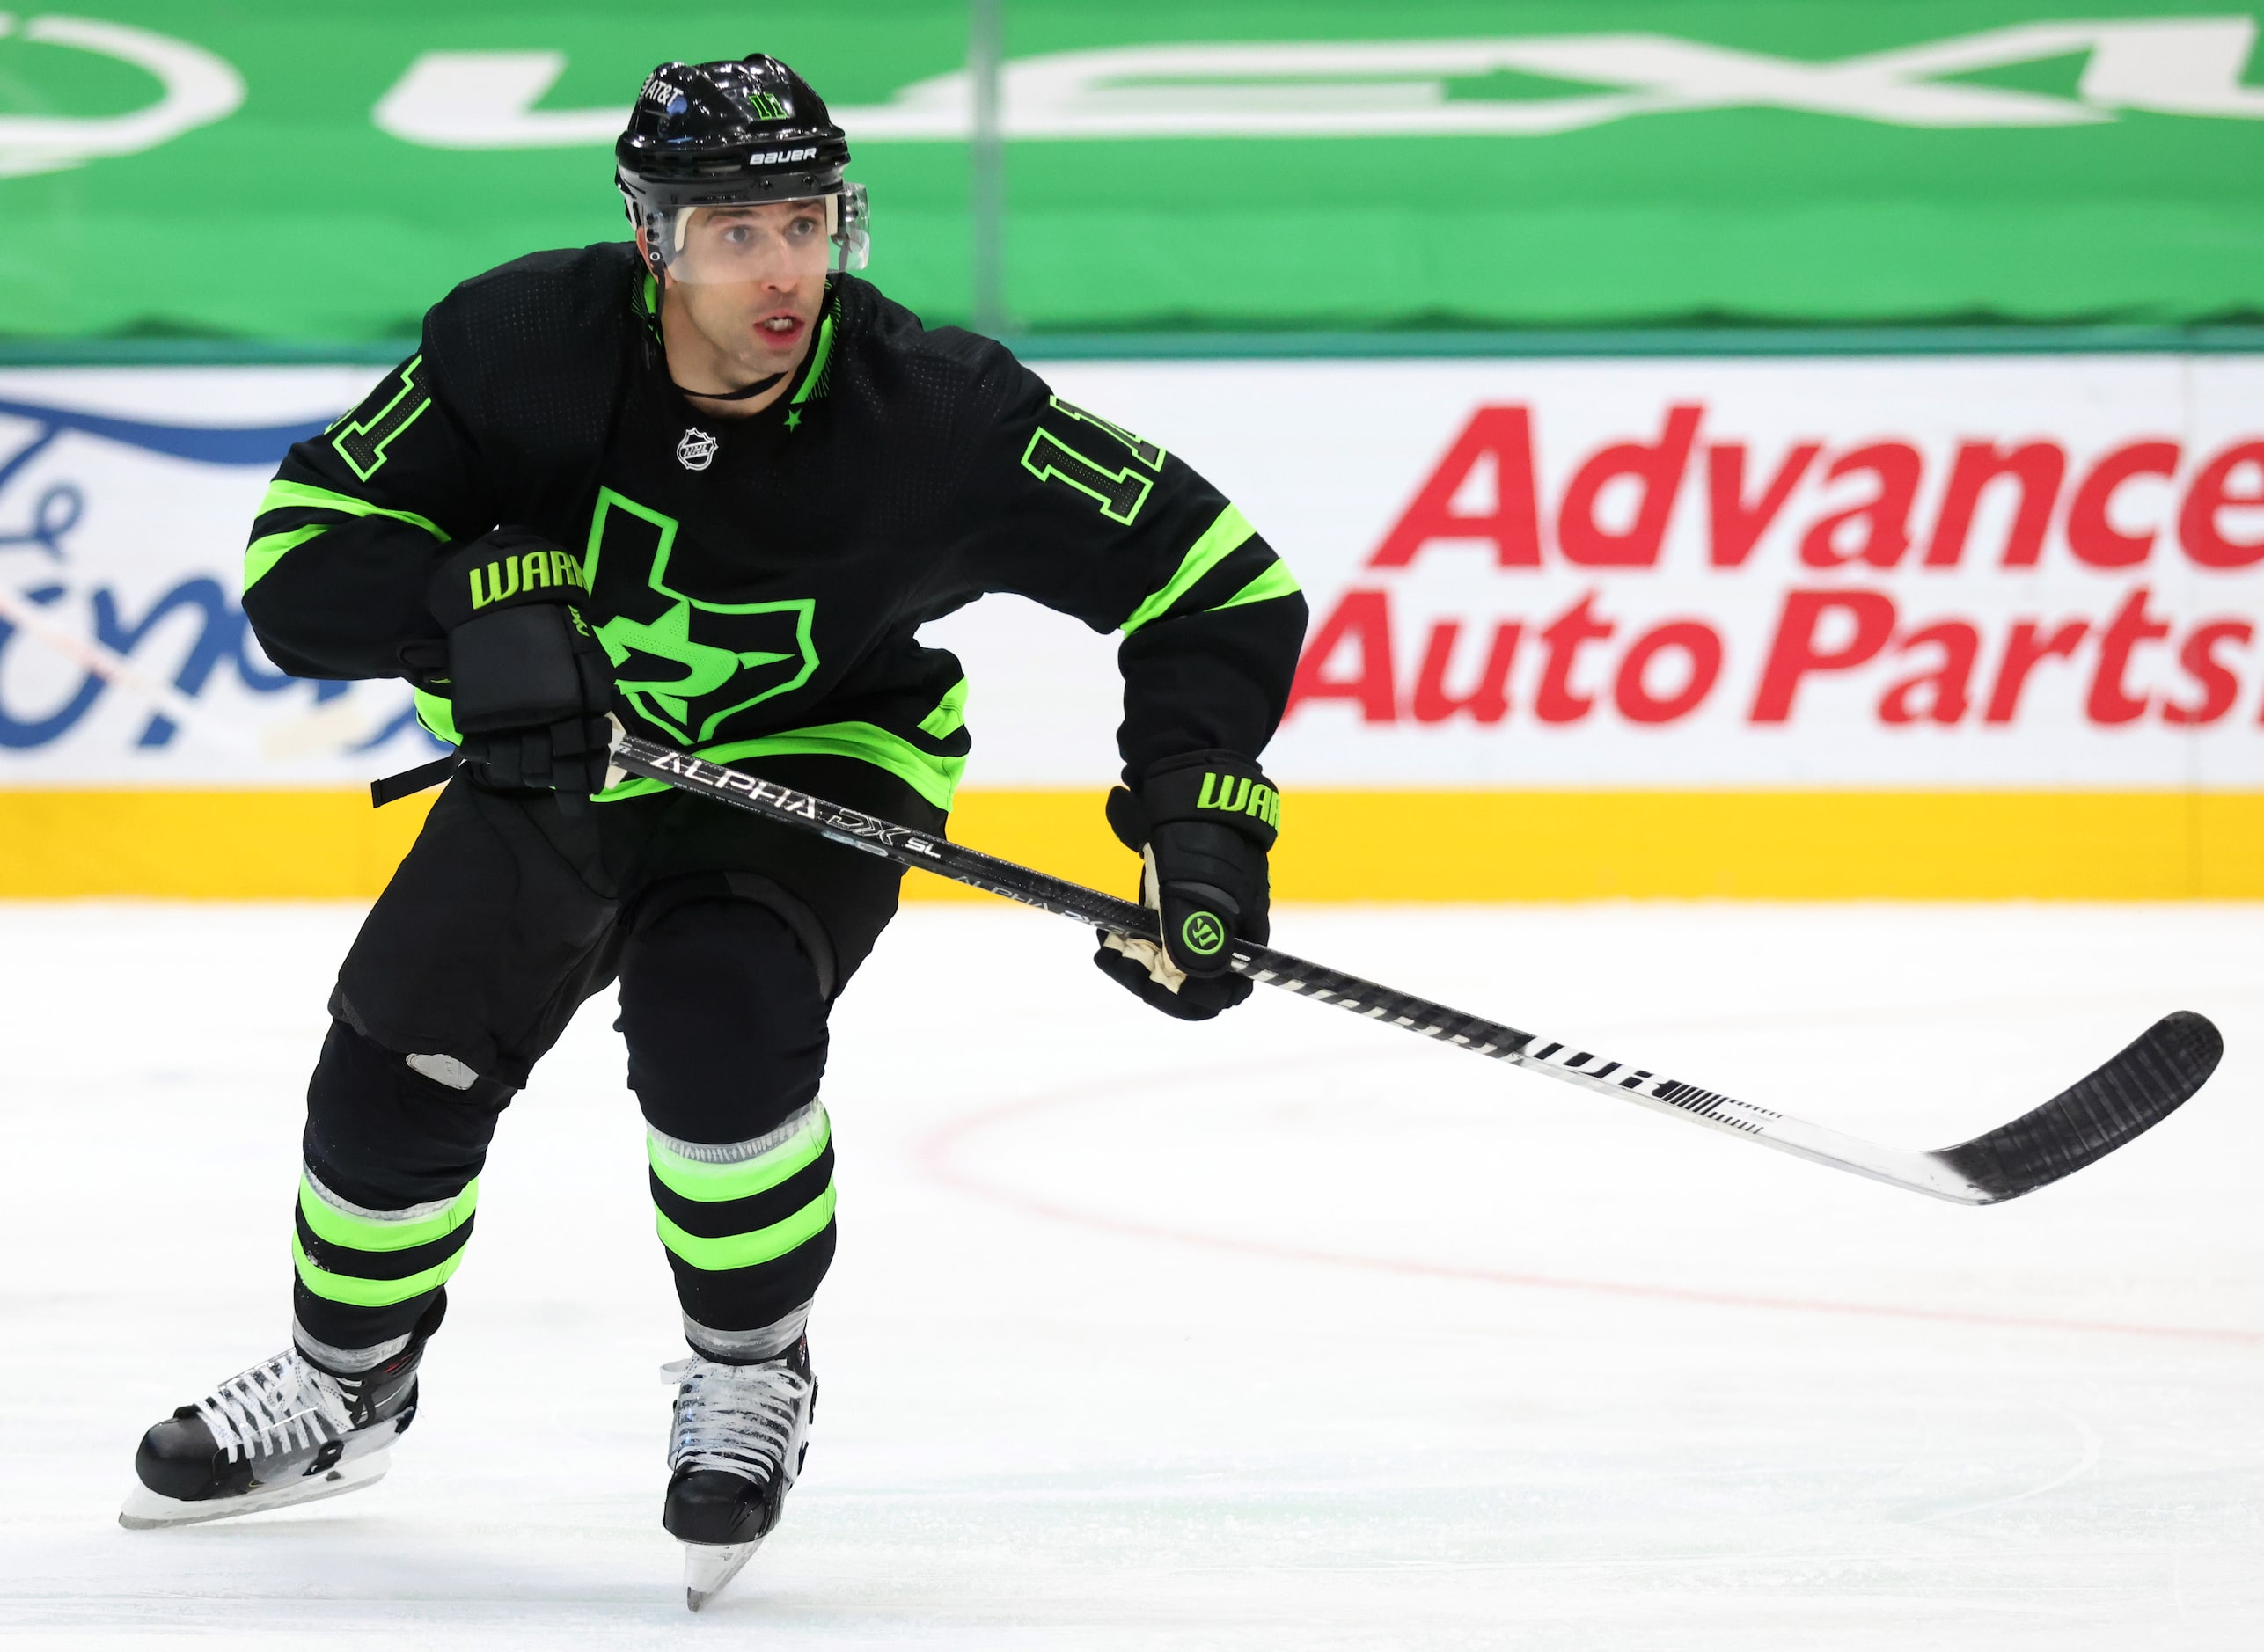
[675,369,787,402]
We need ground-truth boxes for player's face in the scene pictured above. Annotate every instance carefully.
[663,201,829,372]
[673,201,831,286]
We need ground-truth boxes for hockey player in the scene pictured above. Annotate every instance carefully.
[120,55,1306,1609]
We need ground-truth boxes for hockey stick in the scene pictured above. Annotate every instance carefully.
[603,723,2222,1205]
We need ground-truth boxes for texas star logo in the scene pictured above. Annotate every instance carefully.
[676,428,718,471]
[583,487,821,747]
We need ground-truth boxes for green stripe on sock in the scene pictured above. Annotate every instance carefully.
[655,1183,837,1272]
[292,1234,465,1307]
[648,1110,832,1204]
[1120,504,1254,635]
[298,1174,478,1254]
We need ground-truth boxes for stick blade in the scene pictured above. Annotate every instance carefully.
[1932,1010,2223,1203]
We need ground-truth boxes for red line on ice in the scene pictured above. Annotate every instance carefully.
[917,1078,2262,1350]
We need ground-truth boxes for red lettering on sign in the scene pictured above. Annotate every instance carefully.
[1707,442,1819,567]
[1751,590,1898,721]
[1411,620,1520,724]
[2178,442,2264,568]
[1535,594,1616,722]
[2165,620,2252,725]
[1879,621,1982,725]
[1984,620,2089,723]
[2067,441,2180,568]
[1370,406,1542,568]
[1557,405,1702,567]
[1924,441,2066,567]
[2086,587,2172,724]
[1286,589,1398,722]
[1799,444,1922,569]
[1615,621,1723,723]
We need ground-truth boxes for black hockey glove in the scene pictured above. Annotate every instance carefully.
[1092,750,1278,1021]
[425,529,614,813]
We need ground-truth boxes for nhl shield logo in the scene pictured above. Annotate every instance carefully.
[676,428,718,471]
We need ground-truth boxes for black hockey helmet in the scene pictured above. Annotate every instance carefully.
[615,55,869,279]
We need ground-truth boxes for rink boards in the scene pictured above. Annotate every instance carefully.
[3,352,2262,897]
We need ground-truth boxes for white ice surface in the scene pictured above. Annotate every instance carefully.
[1,900,2260,1648]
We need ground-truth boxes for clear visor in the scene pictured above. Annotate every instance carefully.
[647,184,869,284]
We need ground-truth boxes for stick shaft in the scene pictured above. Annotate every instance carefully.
[604,729,2214,1204]
[606,733,1805,1148]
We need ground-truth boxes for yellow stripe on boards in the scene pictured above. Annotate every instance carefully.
[922,789,1134,903]
[906,790,2264,902]
[0,790,438,898]
[5,789,2264,899]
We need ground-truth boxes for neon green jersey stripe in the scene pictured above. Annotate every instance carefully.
[655,1183,837,1272]
[916,676,969,741]
[297,1175,477,1254]
[242,525,327,593]
[257,479,449,543]
[597,723,964,810]
[414,688,460,745]
[648,1112,832,1204]
[1208,558,1302,614]
[788,313,836,406]
[1120,504,1256,635]
[291,1234,465,1307]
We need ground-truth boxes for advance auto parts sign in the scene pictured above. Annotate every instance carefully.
[953,353,2264,793]
[5,355,2264,799]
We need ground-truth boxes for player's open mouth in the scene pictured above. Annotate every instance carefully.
[758,315,804,340]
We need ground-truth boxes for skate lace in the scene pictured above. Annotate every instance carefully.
[196,1351,351,1463]
[662,1356,810,1484]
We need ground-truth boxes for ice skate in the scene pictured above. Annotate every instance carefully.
[661,1337,817,1611]
[120,1341,421,1530]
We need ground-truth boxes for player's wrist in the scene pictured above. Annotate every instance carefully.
[1095,749,1278,1010]
[1109,749,1280,854]
[427,528,589,630]
[1129,749,1279,852]
[424,531,614,807]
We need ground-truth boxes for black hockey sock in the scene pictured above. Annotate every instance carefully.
[618,897,839,1360]
[291,1021,508,1359]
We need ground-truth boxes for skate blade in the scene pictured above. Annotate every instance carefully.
[119,1451,389,1530]
[683,1539,762,1612]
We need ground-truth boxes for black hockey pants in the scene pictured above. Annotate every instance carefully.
[287,756,941,1372]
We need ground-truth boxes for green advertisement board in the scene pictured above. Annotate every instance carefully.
[4,2,2262,342]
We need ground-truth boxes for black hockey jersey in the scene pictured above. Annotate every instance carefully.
[241,245,1307,808]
